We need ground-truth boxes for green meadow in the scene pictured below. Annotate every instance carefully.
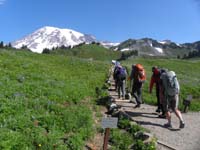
[0,49,109,149]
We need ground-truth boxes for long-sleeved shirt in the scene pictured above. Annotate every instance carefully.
[149,68,160,93]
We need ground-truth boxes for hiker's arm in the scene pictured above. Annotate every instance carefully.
[139,79,145,84]
[129,69,134,80]
[149,76,155,93]
[175,78,180,94]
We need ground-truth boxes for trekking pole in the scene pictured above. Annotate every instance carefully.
[126,78,132,101]
[129,78,132,94]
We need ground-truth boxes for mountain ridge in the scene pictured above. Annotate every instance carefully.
[113,38,199,57]
[11,26,200,56]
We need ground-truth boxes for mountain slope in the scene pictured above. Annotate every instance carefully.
[12,26,96,53]
[182,41,200,50]
[112,38,191,57]
[50,43,121,61]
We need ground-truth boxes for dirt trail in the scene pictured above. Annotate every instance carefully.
[108,69,200,150]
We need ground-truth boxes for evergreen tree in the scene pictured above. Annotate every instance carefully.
[0,41,4,48]
[8,42,12,48]
[42,48,50,54]
[21,45,28,49]
[183,54,187,59]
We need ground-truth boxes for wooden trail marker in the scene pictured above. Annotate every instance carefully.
[101,117,118,150]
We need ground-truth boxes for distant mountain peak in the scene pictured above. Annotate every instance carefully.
[100,41,120,48]
[112,38,188,57]
[12,26,96,53]
[158,40,172,44]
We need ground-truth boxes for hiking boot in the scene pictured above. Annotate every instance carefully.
[156,108,161,113]
[134,104,141,108]
[158,114,166,118]
[164,123,172,128]
[179,121,185,129]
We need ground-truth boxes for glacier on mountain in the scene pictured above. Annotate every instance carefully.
[12,26,96,53]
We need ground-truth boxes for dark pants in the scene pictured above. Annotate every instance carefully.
[159,86,166,115]
[156,85,161,109]
[156,84,165,115]
[117,80,125,98]
[114,79,118,91]
[132,82,142,105]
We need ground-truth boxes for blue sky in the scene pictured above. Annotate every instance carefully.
[0,0,200,43]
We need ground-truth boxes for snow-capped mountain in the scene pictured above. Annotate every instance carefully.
[12,26,96,53]
[100,41,120,49]
[112,38,185,56]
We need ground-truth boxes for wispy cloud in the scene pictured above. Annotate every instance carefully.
[0,0,6,5]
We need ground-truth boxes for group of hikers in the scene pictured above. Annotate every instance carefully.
[113,61,185,129]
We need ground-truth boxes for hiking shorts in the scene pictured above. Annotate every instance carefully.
[163,94,179,112]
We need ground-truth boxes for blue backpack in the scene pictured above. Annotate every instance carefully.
[117,67,127,81]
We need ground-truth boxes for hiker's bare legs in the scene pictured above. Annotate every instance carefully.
[174,109,183,122]
[166,111,171,124]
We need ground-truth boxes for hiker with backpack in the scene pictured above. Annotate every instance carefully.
[160,70,185,128]
[149,66,165,118]
[129,64,146,108]
[113,61,121,91]
[115,64,127,99]
[158,68,168,118]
